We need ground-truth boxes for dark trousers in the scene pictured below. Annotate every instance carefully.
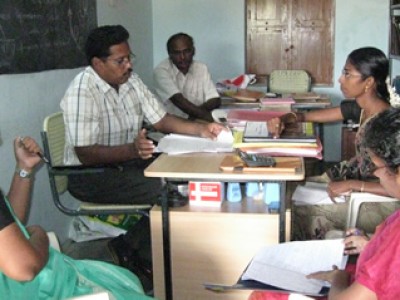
[67,158,162,205]
[67,158,161,258]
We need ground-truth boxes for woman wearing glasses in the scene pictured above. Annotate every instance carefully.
[269,47,399,241]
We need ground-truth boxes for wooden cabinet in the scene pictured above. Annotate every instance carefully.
[246,0,334,86]
[150,202,291,300]
[390,0,400,58]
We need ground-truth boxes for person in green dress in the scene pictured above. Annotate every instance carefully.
[0,136,153,299]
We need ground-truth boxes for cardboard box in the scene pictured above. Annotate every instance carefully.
[189,181,224,206]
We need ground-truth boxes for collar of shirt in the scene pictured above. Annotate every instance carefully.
[168,58,194,78]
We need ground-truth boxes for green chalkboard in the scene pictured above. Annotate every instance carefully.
[0,0,97,74]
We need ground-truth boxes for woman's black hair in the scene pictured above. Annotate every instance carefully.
[347,47,389,103]
[363,107,400,172]
[85,25,130,65]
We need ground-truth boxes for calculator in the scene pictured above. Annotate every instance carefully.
[238,151,276,168]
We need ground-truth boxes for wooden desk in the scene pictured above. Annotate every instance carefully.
[150,202,291,300]
[144,153,304,300]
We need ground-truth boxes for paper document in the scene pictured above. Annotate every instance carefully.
[241,239,347,295]
[156,131,233,155]
[292,182,346,205]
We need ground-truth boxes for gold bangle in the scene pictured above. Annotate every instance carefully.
[360,182,365,193]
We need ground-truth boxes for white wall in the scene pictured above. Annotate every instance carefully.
[0,0,390,241]
[0,69,81,241]
[0,0,154,243]
[152,0,245,83]
[152,0,389,161]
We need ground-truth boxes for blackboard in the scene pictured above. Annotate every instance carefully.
[0,0,97,74]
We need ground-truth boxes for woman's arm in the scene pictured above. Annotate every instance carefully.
[8,137,42,222]
[0,137,49,281]
[307,268,377,300]
[0,224,49,281]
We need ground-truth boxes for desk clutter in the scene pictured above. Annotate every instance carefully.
[187,180,281,211]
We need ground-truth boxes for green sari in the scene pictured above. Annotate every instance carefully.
[0,198,153,300]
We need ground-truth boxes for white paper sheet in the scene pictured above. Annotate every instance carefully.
[241,239,348,295]
[292,182,346,205]
[155,131,233,154]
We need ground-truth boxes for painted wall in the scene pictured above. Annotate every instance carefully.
[152,0,390,161]
[0,0,391,242]
[0,0,153,243]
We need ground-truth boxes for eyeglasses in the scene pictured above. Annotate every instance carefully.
[105,53,136,67]
[341,69,362,79]
[169,48,193,57]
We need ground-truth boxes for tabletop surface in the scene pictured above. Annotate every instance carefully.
[144,153,304,181]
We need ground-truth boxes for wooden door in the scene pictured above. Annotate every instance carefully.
[246,0,334,86]
[246,0,290,82]
[291,0,334,85]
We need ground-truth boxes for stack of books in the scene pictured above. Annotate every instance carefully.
[233,121,323,159]
[259,97,295,112]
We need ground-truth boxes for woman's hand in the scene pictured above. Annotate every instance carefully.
[307,265,344,283]
[344,228,370,255]
[14,137,42,171]
[327,180,356,199]
[266,117,284,138]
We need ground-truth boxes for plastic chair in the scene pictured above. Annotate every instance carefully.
[346,192,398,229]
[41,112,152,216]
[268,70,311,94]
[325,192,398,239]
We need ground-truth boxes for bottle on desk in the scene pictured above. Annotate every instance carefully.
[227,182,242,202]
[263,182,280,211]
[245,182,263,200]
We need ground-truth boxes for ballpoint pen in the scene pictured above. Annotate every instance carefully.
[37,152,50,164]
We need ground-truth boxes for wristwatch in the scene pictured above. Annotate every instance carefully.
[15,167,32,178]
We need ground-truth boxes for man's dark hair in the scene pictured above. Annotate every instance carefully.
[166,33,194,53]
[85,25,130,65]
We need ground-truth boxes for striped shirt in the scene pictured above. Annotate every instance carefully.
[60,66,166,165]
[153,59,219,118]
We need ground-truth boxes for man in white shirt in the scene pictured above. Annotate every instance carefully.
[154,33,221,122]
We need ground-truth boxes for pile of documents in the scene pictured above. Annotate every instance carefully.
[156,130,233,155]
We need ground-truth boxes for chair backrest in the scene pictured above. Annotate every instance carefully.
[41,112,152,216]
[42,112,68,194]
[268,70,311,94]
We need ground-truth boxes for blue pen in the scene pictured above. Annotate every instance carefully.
[346,228,361,237]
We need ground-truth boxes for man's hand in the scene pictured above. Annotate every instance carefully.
[134,129,155,160]
[199,122,227,140]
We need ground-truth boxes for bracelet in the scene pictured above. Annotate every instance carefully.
[360,182,365,193]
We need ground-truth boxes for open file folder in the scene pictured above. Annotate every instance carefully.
[204,239,347,297]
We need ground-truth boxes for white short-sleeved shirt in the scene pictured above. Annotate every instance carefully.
[60,66,166,165]
[153,59,219,118]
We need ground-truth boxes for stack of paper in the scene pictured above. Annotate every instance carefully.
[156,131,233,155]
[260,97,295,112]
[240,239,348,296]
[233,130,323,159]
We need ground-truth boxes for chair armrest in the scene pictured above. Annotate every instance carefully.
[49,165,106,176]
[347,192,398,228]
